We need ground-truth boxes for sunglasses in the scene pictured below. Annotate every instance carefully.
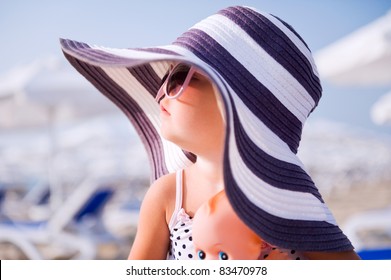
[155,63,196,102]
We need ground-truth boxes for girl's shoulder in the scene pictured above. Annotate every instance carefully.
[150,172,177,195]
[146,172,177,222]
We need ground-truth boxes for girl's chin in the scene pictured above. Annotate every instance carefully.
[160,129,179,144]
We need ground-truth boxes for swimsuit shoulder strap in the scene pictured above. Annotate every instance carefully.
[168,169,184,229]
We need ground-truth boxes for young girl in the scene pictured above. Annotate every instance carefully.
[131,63,226,259]
[60,5,360,260]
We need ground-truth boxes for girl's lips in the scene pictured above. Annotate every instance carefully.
[160,104,170,116]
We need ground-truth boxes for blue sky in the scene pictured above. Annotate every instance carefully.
[1,0,391,134]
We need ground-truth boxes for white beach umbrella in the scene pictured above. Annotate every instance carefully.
[0,56,119,210]
[0,56,117,129]
[371,90,391,125]
[314,10,391,86]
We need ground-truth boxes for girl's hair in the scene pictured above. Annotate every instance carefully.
[211,82,226,125]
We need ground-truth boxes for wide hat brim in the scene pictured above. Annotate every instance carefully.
[60,6,353,252]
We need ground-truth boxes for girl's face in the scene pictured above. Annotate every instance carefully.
[158,65,224,155]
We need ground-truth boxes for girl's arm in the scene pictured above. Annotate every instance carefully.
[128,174,175,260]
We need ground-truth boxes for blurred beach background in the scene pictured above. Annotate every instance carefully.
[0,0,391,260]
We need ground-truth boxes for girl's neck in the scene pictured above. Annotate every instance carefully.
[189,153,224,191]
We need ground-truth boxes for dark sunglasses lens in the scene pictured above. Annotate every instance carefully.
[166,65,191,96]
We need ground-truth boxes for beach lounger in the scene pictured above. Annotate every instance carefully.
[0,177,122,259]
[343,206,391,260]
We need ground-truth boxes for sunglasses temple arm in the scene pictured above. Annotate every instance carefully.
[155,88,164,102]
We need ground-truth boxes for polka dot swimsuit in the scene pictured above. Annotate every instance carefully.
[166,208,194,260]
[166,170,306,260]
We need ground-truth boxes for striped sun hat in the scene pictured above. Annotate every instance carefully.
[60,6,353,251]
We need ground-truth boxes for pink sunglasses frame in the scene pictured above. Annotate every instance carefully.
[155,64,196,102]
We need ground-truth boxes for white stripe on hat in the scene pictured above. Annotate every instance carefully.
[259,10,320,77]
[102,67,161,128]
[94,45,179,62]
[229,87,305,167]
[228,130,336,224]
[162,139,194,173]
[149,61,171,78]
[193,14,316,123]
